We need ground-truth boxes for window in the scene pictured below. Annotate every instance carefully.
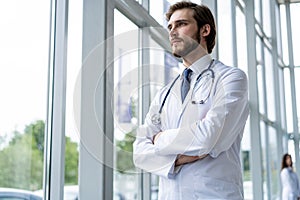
[0,0,50,193]
[113,9,139,200]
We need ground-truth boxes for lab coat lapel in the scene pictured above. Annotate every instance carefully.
[177,78,192,125]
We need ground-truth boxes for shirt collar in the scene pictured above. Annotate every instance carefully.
[180,55,213,78]
[189,54,213,75]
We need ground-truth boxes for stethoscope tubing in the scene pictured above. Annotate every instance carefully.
[152,59,215,125]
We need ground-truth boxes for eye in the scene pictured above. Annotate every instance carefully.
[177,22,186,27]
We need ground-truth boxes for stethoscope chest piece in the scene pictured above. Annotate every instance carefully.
[151,113,161,125]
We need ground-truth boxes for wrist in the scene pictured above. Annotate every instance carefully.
[153,131,162,144]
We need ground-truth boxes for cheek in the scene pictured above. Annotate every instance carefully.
[179,28,199,40]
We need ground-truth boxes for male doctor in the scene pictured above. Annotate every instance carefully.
[133,1,249,199]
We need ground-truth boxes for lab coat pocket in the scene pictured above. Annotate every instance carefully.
[191,78,213,106]
[193,176,242,199]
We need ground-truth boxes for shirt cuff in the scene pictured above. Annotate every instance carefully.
[167,158,182,179]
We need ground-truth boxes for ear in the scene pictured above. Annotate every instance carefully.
[200,24,211,37]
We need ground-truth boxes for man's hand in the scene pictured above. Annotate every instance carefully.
[175,154,208,166]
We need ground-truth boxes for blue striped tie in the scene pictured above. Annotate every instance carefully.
[181,68,192,102]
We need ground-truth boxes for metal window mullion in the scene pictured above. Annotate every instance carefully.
[79,0,114,199]
[285,2,300,173]
[260,36,272,200]
[269,0,285,198]
[104,1,115,200]
[139,27,151,200]
[258,0,273,198]
[44,0,68,199]
[231,0,238,67]
[244,0,264,199]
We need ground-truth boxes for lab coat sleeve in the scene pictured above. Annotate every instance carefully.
[154,67,249,157]
[133,90,179,179]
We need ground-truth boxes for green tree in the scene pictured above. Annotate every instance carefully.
[64,136,78,184]
[0,129,43,190]
[116,130,136,173]
[0,120,79,190]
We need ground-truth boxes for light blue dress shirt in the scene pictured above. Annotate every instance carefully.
[133,55,249,199]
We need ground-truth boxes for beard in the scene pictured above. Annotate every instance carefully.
[172,32,201,58]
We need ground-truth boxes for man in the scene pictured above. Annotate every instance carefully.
[133,1,249,199]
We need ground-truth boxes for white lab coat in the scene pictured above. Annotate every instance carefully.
[281,167,300,200]
[133,55,249,199]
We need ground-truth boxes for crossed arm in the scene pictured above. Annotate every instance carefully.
[133,68,249,178]
[153,132,207,166]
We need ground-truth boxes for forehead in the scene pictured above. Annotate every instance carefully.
[168,8,196,24]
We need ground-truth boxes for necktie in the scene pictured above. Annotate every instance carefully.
[181,68,192,102]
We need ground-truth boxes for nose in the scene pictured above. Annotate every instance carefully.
[169,27,177,38]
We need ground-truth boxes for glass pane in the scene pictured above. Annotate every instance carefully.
[264,49,276,121]
[295,68,300,131]
[149,0,170,26]
[278,68,287,132]
[288,139,295,160]
[284,68,294,133]
[257,64,265,115]
[217,0,233,66]
[279,5,289,65]
[260,121,268,198]
[113,9,139,200]
[236,7,248,74]
[242,119,252,200]
[63,0,83,199]
[254,0,261,24]
[269,126,279,199]
[262,0,271,37]
[256,35,262,65]
[290,3,300,66]
[0,0,49,197]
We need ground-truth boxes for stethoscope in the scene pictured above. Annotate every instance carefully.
[151,59,215,125]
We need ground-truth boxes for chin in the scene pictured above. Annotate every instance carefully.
[173,53,181,58]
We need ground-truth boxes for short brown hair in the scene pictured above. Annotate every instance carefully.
[166,1,216,54]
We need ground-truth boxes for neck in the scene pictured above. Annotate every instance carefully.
[182,45,208,67]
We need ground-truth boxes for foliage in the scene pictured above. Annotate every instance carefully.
[0,120,78,190]
[64,137,78,184]
[116,129,136,173]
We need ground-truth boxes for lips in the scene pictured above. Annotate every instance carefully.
[171,38,182,45]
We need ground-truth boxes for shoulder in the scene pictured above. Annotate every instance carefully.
[214,60,247,79]
[281,168,290,175]
[213,61,248,89]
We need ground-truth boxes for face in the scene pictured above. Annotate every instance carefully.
[286,156,292,167]
[167,8,200,58]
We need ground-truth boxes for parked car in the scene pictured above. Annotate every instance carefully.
[34,185,125,200]
[61,185,126,200]
[0,187,42,200]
